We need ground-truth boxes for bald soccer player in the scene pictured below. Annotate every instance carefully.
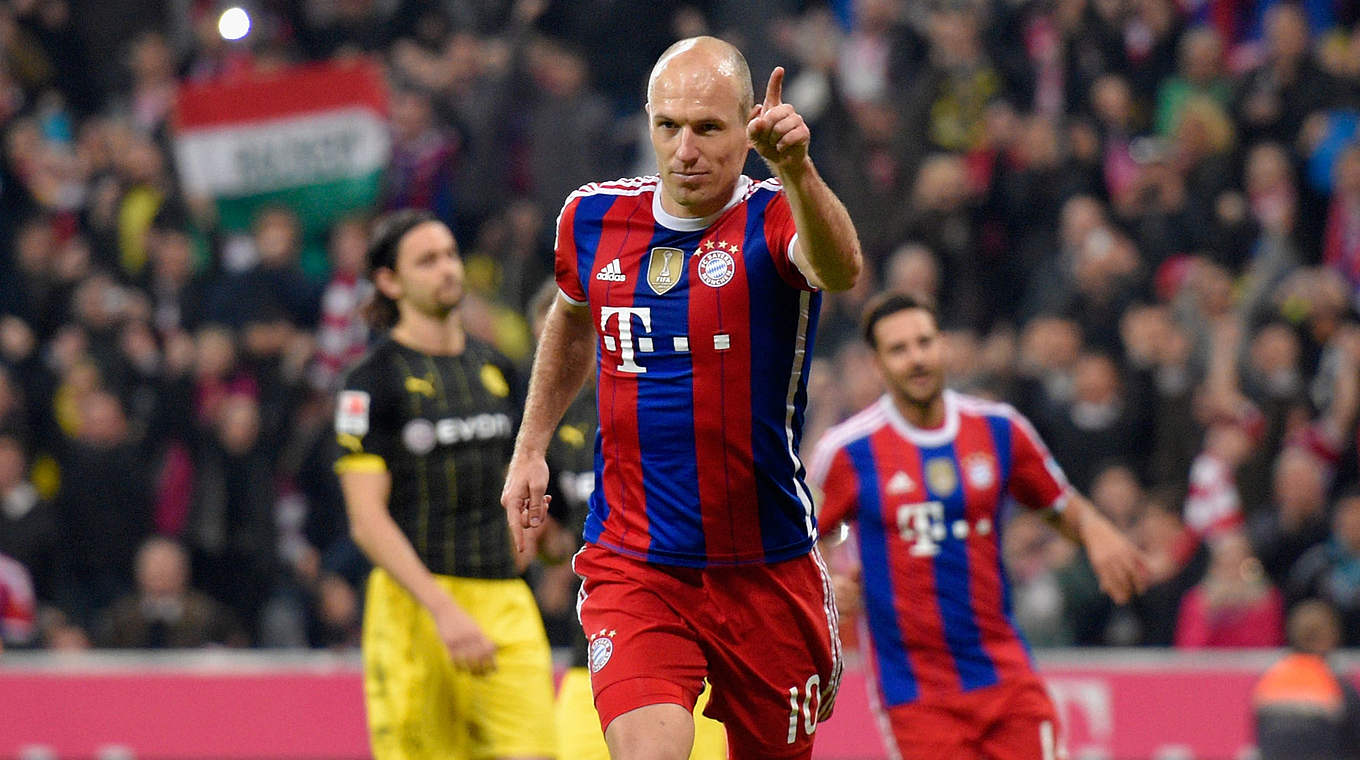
[502,36,862,760]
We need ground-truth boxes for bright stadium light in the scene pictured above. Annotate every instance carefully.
[218,7,251,41]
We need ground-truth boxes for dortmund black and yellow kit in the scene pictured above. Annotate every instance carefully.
[335,335,521,579]
[335,335,555,760]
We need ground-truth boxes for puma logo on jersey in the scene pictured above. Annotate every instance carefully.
[596,259,626,282]
[404,374,436,398]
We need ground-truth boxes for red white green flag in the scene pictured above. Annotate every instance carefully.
[173,60,390,233]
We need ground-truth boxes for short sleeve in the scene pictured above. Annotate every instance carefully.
[762,190,815,292]
[1006,412,1072,512]
[554,195,587,305]
[809,438,859,535]
[333,361,394,474]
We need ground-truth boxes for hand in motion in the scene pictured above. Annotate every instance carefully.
[1083,517,1151,605]
[500,456,550,553]
[747,66,810,171]
[432,599,497,675]
[832,566,862,617]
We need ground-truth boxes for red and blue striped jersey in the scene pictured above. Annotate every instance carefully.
[554,174,821,567]
[809,391,1072,706]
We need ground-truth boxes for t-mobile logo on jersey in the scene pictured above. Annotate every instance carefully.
[599,306,732,374]
[895,501,993,557]
[600,307,653,373]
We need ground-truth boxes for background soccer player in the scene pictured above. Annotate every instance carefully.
[335,210,555,760]
[502,35,862,760]
[809,292,1149,760]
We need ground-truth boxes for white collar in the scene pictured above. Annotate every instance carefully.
[651,175,752,231]
[881,390,959,448]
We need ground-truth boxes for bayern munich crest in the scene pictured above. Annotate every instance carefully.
[698,250,736,288]
[588,632,614,673]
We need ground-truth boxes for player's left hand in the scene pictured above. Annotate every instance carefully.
[747,66,810,172]
[831,568,862,617]
[1084,518,1151,605]
[501,455,551,552]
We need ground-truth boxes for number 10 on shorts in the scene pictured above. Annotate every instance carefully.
[786,674,821,744]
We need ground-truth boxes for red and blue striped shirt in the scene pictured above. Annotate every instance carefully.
[554,174,821,567]
[809,391,1071,706]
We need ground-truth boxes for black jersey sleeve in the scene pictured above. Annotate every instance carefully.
[333,356,399,474]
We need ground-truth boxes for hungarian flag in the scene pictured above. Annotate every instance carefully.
[172,60,390,234]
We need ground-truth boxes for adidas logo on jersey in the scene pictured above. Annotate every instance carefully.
[596,259,627,282]
[887,471,915,494]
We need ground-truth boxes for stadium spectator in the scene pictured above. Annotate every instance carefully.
[1131,496,1210,646]
[1156,27,1233,137]
[1175,529,1285,648]
[1235,3,1344,146]
[1251,448,1336,587]
[0,433,56,601]
[95,536,244,648]
[1289,492,1360,646]
[52,389,153,628]
[185,392,281,641]
[311,217,373,391]
[0,551,36,650]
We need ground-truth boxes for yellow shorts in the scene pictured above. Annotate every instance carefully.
[554,666,727,760]
[362,568,556,760]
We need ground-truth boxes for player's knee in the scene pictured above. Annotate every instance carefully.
[604,703,694,760]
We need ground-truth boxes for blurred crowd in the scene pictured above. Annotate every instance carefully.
[3,0,1360,653]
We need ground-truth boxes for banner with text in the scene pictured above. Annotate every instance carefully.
[173,61,389,234]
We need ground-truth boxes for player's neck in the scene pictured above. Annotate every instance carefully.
[892,392,946,430]
[659,191,725,220]
[391,310,466,356]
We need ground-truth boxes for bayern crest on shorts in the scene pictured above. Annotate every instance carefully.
[697,250,736,288]
[588,632,614,673]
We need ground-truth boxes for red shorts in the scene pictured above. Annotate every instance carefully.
[573,544,841,759]
[880,676,1061,760]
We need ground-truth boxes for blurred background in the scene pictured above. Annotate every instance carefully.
[2,0,1360,757]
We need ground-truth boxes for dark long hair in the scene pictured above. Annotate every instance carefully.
[362,209,438,330]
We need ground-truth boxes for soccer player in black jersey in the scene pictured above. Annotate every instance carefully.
[334,210,555,760]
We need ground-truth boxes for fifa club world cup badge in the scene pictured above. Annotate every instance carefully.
[588,629,616,673]
[925,458,958,497]
[697,240,737,288]
[647,247,684,295]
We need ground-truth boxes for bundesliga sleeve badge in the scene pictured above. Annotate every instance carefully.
[336,391,370,436]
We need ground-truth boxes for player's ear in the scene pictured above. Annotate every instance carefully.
[373,267,402,301]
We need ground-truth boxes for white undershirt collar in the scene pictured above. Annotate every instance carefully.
[881,390,960,448]
[652,175,752,231]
